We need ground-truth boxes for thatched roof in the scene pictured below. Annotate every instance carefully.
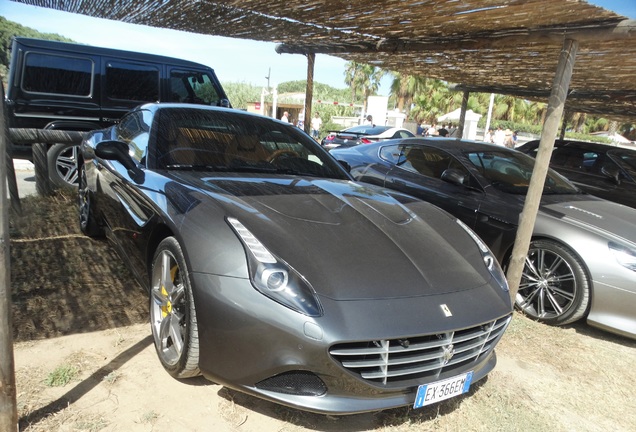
[12,0,636,120]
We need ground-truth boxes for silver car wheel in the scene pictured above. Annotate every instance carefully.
[150,238,200,378]
[516,240,590,325]
[49,143,80,188]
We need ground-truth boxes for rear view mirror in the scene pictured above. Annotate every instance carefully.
[96,140,145,183]
[601,164,621,185]
[441,168,466,186]
[338,160,351,172]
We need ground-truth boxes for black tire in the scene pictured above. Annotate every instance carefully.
[78,163,104,238]
[150,237,200,379]
[515,239,590,326]
[33,142,54,196]
[47,143,80,190]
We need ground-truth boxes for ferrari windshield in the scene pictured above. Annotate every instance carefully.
[466,150,579,195]
[151,107,350,180]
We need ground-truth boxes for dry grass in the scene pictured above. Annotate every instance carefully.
[9,191,636,432]
[9,191,147,342]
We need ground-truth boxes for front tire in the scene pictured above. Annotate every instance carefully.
[516,240,590,326]
[150,237,200,379]
[78,163,104,238]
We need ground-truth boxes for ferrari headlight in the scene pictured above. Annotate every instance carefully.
[456,219,509,292]
[227,217,323,317]
[609,242,636,272]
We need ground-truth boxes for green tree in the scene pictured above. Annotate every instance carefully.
[389,72,429,115]
[343,61,384,113]
[0,16,74,86]
[221,81,262,110]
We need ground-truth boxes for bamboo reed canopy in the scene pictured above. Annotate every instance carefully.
[11,0,636,120]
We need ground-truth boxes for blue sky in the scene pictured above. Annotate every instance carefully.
[1,0,634,95]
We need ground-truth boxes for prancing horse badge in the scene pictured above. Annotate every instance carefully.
[440,304,453,317]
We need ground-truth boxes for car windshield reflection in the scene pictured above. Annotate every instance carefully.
[152,108,348,180]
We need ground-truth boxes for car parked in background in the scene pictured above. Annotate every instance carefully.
[332,138,636,340]
[517,139,636,209]
[5,37,230,191]
[321,125,415,150]
[78,104,512,414]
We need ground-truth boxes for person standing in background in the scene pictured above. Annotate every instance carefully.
[426,124,438,136]
[311,112,322,140]
[281,111,289,123]
[438,124,449,137]
[484,128,494,143]
[493,126,505,146]
[504,129,515,148]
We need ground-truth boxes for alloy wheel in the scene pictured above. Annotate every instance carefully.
[516,245,578,321]
[55,145,80,186]
[150,250,187,367]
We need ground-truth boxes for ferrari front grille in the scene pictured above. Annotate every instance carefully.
[329,315,511,385]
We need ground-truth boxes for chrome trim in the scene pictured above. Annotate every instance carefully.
[13,113,101,122]
[330,315,511,385]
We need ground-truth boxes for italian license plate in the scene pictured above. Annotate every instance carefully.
[413,371,473,408]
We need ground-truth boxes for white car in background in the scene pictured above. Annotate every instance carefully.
[321,125,415,150]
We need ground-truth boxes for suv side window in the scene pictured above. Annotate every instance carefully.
[116,110,152,164]
[170,70,221,104]
[23,52,93,96]
[105,61,160,102]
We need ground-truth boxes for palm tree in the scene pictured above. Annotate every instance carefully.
[360,64,385,114]
[389,72,428,115]
[409,78,452,123]
[344,61,361,103]
[344,61,385,113]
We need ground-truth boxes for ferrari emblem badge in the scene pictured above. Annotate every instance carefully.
[440,304,453,317]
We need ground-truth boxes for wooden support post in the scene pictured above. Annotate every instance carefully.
[304,53,316,135]
[506,39,579,300]
[458,91,469,139]
[0,84,18,432]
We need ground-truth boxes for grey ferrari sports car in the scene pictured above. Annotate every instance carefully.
[78,103,512,414]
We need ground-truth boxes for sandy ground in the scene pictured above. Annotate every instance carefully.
[12,314,636,432]
[7,192,636,432]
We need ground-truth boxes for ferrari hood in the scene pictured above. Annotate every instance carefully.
[541,199,636,244]
[178,175,497,301]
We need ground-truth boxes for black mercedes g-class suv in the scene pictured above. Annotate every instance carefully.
[5,37,230,191]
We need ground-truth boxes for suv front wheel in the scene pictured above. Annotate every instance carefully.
[47,143,80,189]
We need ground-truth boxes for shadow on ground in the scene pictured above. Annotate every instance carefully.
[9,192,147,342]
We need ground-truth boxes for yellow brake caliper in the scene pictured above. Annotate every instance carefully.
[160,265,178,318]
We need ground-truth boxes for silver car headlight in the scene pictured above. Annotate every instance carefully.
[227,217,323,317]
[609,242,636,272]
[456,219,510,292]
